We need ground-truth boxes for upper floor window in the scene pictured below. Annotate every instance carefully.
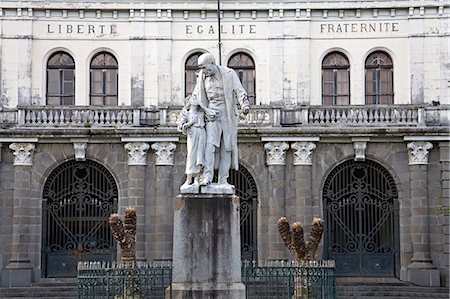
[185,52,204,98]
[365,51,393,104]
[322,52,350,105]
[227,52,256,105]
[47,51,75,105]
[90,52,118,105]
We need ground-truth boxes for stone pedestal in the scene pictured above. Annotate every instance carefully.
[169,193,245,299]
[1,261,34,287]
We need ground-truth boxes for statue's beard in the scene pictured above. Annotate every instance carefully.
[204,65,218,77]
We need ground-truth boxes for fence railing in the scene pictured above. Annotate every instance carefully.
[242,260,336,299]
[77,261,172,299]
[77,260,335,299]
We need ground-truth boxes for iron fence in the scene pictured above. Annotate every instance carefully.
[242,260,336,299]
[77,260,335,299]
[77,261,172,299]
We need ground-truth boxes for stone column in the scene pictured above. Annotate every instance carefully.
[291,141,317,229]
[151,142,176,260]
[406,141,440,286]
[439,142,450,286]
[1,143,35,287]
[264,141,289,260]
[124,142,150,262]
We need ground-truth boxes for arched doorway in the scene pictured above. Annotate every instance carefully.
[230,165,258,261]
[42,160,118,277]
[323,159,399,276]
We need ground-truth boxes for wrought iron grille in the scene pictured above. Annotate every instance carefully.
[230,165,258,262]
[78,260,335,299]
[323,160,399,276]
[77,262,172,299]
[242,260,336,299]
[42,160,118,277]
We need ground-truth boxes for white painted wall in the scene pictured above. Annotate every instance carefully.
[0,2,447,108]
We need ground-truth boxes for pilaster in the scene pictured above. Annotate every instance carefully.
[124,142,150,262]
[291,141,317,229]
[264,141,289,259]
[439,142,450,287]
[406,141,440,286]
[1,143,35,287]
[151,142,177,260]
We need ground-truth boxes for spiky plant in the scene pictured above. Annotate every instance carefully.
[109,208,139,298]
[304,217,325,262]
[291,222,307,262]
[109,207,137,267]
[277,217,325,263]
[277,217,325,299]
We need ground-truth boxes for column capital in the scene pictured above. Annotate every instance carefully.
[407,141,433,165]
[124,142,150,166]
[151,142,176,166]
[264,141,289,166]
[291,141,316,165]
[9,143,35,166]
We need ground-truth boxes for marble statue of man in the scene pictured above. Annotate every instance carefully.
[191,52,250,187]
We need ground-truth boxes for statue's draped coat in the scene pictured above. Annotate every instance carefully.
[193,66,248,171]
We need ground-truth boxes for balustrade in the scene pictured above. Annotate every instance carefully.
[17,106,140,127]
[0,104,444,129]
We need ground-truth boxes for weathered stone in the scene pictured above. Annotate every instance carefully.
[170,194,244,299]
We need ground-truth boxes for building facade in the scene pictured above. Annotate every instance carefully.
[0,0,448,288]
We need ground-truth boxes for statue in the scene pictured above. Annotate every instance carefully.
[179,52,250,193]
[178,96,214,192]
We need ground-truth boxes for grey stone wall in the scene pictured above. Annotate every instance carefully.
[0,137,447,286]
[0,148,14,273]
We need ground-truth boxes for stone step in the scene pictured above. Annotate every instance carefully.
[335,277,449,298]
[0,280,77,299]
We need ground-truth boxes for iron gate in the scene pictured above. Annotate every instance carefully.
[323,160,399,276]
[42,160,118,277]
[230,165,258,262]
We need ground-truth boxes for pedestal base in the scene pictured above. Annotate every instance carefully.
[1,261,34,287]
[169,193,244,298]
[407,266,440,286]
[170,282,245,299]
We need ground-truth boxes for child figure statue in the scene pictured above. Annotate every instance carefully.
[178,96,215,192]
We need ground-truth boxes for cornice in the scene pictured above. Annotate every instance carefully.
[0,1,446,21]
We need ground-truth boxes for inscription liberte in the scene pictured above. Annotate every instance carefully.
[47,24,117,34]
[320,22,399,33]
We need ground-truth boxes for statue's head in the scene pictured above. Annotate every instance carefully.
[198,52,215,66]
[198,53,217,75]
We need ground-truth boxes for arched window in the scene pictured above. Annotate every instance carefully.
[365,51,394,104]
[322,52,350,105]
[47,51,75,105]
[90,52,118,105]
[185,52,204,97]
[228,52,256,105]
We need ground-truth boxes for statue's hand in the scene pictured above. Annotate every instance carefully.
[241,105,250,115]
[205,108,216,121]
[182,123,190,131]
